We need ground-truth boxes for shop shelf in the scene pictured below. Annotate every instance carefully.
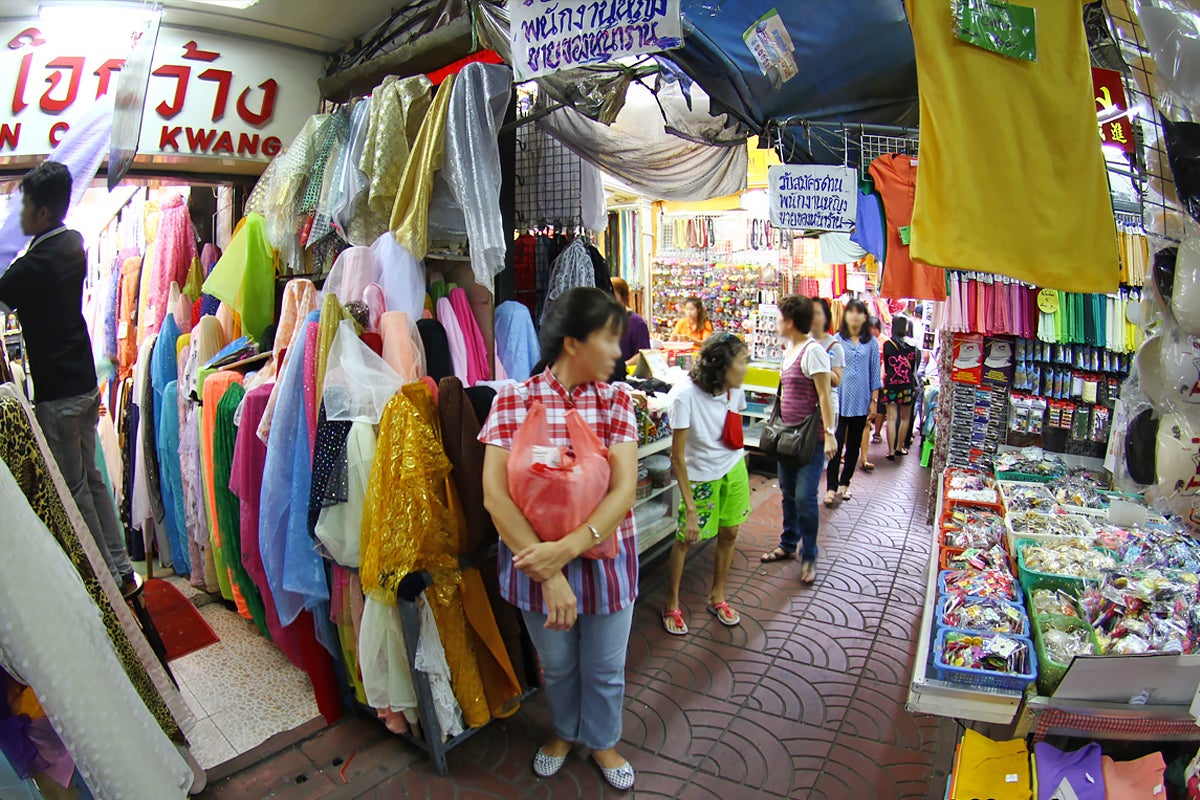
[634,481,677,509]
[637,437,672,459]
[933,627,1038,693]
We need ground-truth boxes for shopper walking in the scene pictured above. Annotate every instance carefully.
[826,299,881,503]
[883,316,919,460]
[671,295,714,344]
[662,333,751,635]
[611,276,650,364]
[811,298,845,507]
[760,296,837,584]
[0,162,135,593]
[480,287,639,791]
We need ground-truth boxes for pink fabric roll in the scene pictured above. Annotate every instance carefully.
[449,287,490,385]
[322,246,380,305]
[174,291,193,334]
[200,242,221,274]
[303,320,319,456]
[363,283,386,333]
[436,297,470,383]
[258,279,319,442]
[147,195,198,338]
[380,311,422,381]
[216,301,240,343]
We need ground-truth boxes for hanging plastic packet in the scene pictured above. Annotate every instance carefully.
[951,0,1038,62]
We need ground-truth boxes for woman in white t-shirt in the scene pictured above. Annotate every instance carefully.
[663,333,751,635]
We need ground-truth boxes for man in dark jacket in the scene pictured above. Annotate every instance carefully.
[0,161,134,592]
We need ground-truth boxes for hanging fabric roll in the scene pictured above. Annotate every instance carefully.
[0,459,195,800]
[449,287,490,386]
[146,195,198,338]
[203,214,277,344]
[0,389,191,744]
[493,301,539,382]
[391,73,456,261]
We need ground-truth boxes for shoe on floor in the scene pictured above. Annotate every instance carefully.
[594,758,635,791]
[533,748,568,778]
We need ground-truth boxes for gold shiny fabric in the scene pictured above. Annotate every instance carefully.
[360,382,520,726]
[361,76,432,223]
[389,74,454,261]
[316,293,342,399]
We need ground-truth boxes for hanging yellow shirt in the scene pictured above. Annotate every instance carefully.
[907,0,1120,293]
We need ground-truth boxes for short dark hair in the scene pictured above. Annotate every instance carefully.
[778,295,813,332]
[690,332,747,394]
[21,161,72,223]
[892,315,911,341]
[533,286,628,375]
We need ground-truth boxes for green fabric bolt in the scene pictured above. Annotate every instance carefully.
[212,382,269,638]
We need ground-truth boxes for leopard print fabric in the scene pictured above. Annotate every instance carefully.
[0,397,182,742]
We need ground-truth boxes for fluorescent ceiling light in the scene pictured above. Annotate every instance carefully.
[38,2,161,33]
[168,0,261,8]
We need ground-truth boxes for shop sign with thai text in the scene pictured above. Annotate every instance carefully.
[768,165,857,232]
[0,22,322,161]
[509,0,683,81]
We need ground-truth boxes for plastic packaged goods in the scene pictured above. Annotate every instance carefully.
[999,481,1061,513]
[1079,569,1200,654]
[940,568,1021,602]
[1019,540,1117,579]
[1031,588,1081,618]
[939,594,1027,635]
[1006,511,1095,539]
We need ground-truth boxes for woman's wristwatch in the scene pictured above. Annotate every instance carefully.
[825,426,837,437]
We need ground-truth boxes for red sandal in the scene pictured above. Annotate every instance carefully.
[706,601,741,627]
[662,608,688,636]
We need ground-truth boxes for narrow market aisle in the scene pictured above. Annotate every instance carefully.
[159,577,321,769]
[197,449,954,800]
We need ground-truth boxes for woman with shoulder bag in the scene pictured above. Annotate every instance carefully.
[479,287,640,790]
[760,296,838,584]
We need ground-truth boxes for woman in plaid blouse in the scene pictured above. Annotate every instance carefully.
[480,287,640,791]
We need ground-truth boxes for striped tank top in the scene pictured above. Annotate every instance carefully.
[779,341,820,426]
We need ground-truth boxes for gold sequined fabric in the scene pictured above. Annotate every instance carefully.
[0,397,183,741]
[360,382,499,726]
[390,74,454,261]
[361,76,433,222]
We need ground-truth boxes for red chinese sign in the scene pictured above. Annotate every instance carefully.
[1092,67,1134,154]
[0,22,322,161]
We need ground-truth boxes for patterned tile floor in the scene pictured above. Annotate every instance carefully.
[197,444,955,799]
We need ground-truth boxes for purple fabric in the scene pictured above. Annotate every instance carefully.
[449,287,489,385]
[620,311,651,362]
[0,102,113,272]
[1034,742,1106,800]
[200,243,221,274]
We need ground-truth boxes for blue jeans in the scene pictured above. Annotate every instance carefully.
[521,603,634,750]
[777,455,826,561]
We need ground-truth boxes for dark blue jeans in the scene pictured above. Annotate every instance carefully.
[777,455,826,561]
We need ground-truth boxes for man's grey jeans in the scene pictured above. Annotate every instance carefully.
[35,388,132,583]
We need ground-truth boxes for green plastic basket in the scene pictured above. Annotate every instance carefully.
[1030,612,1101,695]
[1014,538,1113,596]
[995,470,1057,484]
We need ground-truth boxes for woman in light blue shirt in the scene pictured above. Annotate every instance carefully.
[826,299,881,502]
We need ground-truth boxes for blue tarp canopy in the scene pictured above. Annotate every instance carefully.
[669,0,918,160]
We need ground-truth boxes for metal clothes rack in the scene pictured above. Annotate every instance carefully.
[390,568,536,776]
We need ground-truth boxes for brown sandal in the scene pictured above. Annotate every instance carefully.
[761,548,797,563]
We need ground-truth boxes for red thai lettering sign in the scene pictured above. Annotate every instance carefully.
[1092,67,1134,154]
[0,21,322,161]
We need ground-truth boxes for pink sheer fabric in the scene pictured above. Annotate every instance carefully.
[436,297,469,383]
[363,283,386,333]
[380,311,423,381]
[257,279,319,441]
[449,287,489,385]
[147,196,198,338]
[303,320,319,456]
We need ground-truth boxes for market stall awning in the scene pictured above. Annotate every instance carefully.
[672,0,918,133]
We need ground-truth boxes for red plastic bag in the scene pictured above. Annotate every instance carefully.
[507,400,617,560]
